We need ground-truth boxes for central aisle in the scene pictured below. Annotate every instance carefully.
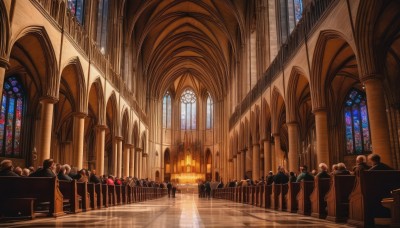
[3,194,354,228]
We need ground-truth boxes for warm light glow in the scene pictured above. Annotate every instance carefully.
[172,173,205,184]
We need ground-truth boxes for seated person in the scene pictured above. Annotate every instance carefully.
[334,163,351,175]
[273,167,289,184]
[58,165,73,181]
[29,159,56,177]
[266,171,274,185]
[331,164,338,175]
[0,160,19,176]
[352,155,371,175]
[289,172,297,182]
[22,168,30,176]
[14,166,23,176]
[106,176,115,185]
[316,163,331,178]
[296,165,314,182]
[368,154,393,170]
[77,169,88,182]
[89,169,101,183]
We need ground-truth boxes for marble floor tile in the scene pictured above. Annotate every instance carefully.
[0,194,355,228]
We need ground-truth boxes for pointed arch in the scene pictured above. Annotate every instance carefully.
[88,78,105,125]
[0,0,10,65]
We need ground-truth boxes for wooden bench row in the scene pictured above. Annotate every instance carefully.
[213,170,400,227]
[0,177,168,219]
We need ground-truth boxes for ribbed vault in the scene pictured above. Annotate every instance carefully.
[125,0,246,100]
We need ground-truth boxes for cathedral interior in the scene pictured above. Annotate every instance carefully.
[0,0,400,227]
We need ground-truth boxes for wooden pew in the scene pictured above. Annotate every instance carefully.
[0,177,64,218]
[285,182,300,213]
[115,185,122,205]
[271,184,281,210]
[59,180,81,213]
[297,181,314,215]
[77,182,90,212]
[94,183,103,209]
[310,178,331,219]
[259,185,265,208]
[278,184,288,211]
[381,188,400,227]
[348,170,400,227]
[87,183,97,210]
[325,175,355,223]
[108,185,117,206]
[264,185,272,209]
[101,184,109,207]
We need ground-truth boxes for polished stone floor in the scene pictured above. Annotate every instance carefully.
[1,194,354,228]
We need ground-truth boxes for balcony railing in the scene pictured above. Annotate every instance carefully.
[31,0,148,125]
[229,0,338,130]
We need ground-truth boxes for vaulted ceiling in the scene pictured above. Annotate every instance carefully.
[124,0,250,100]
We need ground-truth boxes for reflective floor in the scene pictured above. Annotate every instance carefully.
[1,194,354,228]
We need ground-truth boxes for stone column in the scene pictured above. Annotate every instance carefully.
[37,97,57,164]
[116,137,123,177]
[271,141,276,172]
[364,78,392,165]
[237,151,242,180]
[0,60,7,92]
[287,122,299,172]
[127,144,135,177]
[142,153,147,178]
[233,156,237,180]
[252,143,260,180]
[95,125,106,176]
[273,134,282,169]
[135,148,140,177]
[314,110,330,166]
[264,140,271,176]
[73,113,86,169]
[123,145,130,178]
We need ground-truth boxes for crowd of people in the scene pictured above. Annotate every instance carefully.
[0,158,165,189]
[221,153,394,188]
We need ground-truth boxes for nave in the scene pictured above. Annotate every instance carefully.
[2,194,352,228]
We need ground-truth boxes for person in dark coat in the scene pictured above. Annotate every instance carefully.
[368,154,393,170]
[334,163,351,175]
[0,160,19,177]
[296,165,314,182]
[266,171,274,185]
[352,155,371,175]
[57,165,73,181]
[316,163,331,178]
[167,182,172,198]
[89,170,101,183]
[205,181,211,198]
[29,159,56,177]
[289,172,296,182]
[273,167,289,184]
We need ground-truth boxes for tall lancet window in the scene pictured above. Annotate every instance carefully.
[181,89,196,130]
[344,89,372,154]
[96,0,109,54]
[294,0,303,23]
[206,94,213,129]
[67,0,85,24]
[162,92,171,129]
[0,77,24,157]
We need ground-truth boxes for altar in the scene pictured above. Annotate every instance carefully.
[172,173,205,184]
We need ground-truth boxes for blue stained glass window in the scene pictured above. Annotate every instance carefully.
[294,0,303,23]
[344,89,371,154]
[0,77,24,157]
[96,0,109,54]
[162,92,171,129]
[206,94,213,129]
[68,0,85,25]
[181,89,196,130]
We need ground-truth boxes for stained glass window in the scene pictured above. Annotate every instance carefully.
[67,0,85,25]
[294,0,303,23]
[206,94,213,129]
[162,92,171,129]
[0,77,24,157]
[96,0,109,54]
[181,89,196,130]
[344,89,371,154]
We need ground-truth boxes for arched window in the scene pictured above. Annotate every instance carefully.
[162,92,171,129]
[344,89,372,154]
[294,0,303,23]
[96,0,109,54]
[67,0,85,24]
[181,89,196,130]
[206,94,213,129]
[0,77,24,157]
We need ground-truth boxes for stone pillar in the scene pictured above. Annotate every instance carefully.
[128,144,135,177]
[95,125,106,176]
[123,145,130,178]
[364,78,392,166]
[73,113,86,169]
[37,97,56,164]
[287,123,299,172]
[116,137,123,177]
[274,134,282,169]
[264,140,271,176]
[271,141,276,172]
[135,148,140,177]
[142,153,147,178]
[237,151,242,180]
[252,143,260,180]
[233,156,237,180]
[0,64,6,92]
[314,110,330,166]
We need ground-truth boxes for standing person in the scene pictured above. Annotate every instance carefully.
[167,182,172,198]
[205,181,211,199]
[172,183,177,198]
